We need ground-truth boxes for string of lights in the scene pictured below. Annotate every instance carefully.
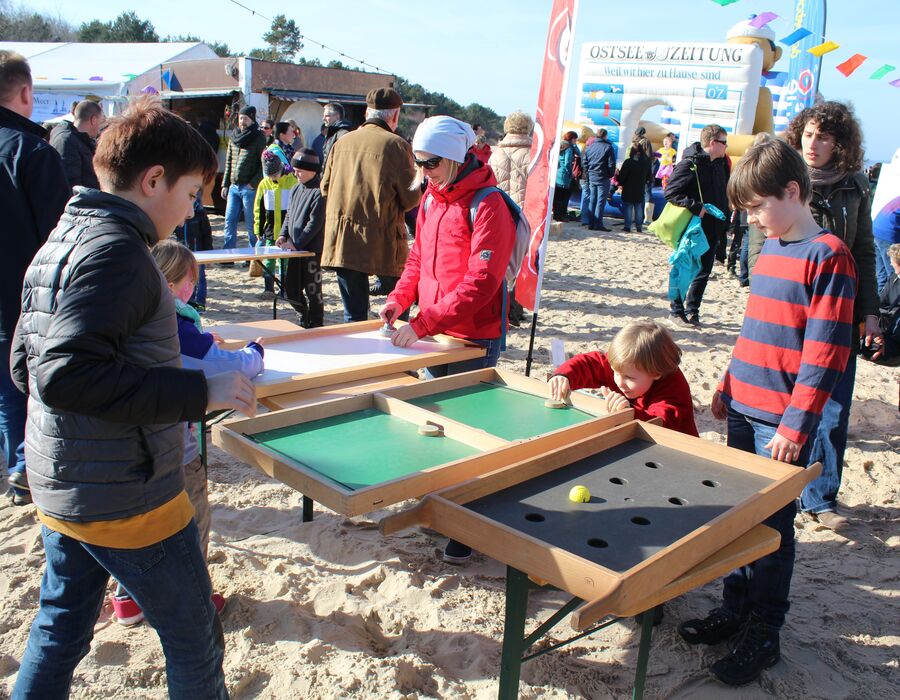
[225,0,395,75]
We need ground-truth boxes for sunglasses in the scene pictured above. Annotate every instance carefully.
[714,139,728,146]
[414,156,443,170]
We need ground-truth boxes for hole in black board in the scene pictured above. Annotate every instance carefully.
[702,480,720,488]
[645,461,661,469]
[668,497,688,506]
[631,516,651,526]
[587,538,608,548]
[624,497,634,502]
[609,476,627,485]
[524,513,545,522]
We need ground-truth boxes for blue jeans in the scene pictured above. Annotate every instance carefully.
[801,353,856,514]
[14,522,226,700]
[739,231,750,285]
[223,184,257,250]
[588,179,611,229]
[579,182,591,224]
[874,236,894,292]
[721,407,814,630]
[622,201,644,231]
[0,339,27,484]
[335,268,371,323]
[424,336,502,379]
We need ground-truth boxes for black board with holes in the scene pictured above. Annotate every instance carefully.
[465,439,772,572]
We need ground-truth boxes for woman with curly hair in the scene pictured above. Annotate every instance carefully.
[748,101,881,531]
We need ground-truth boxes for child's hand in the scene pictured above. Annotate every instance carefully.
[391,323,420,348]
[210,332,224,344]
[764,433,802,464]
[600,386,630,413]
[710,391,727,420]
[548,375,570,402]
[207,371,256,417]
[379,301,403,325]
[253,336,265,346]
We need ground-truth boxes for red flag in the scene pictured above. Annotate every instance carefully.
[516,0,580,312]
[836,53,867,77]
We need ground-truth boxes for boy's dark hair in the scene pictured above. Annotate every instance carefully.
[700,124,726,147]
[784,101,864,173]
[727,134,811,211]
[324,102,344,119]
[94,95,218,191]
[0,50,31,104]
[274,121,292,137]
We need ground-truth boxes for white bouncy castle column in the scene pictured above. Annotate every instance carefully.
[575,42,763,161]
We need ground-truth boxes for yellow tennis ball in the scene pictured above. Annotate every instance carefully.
[568,485,591,503]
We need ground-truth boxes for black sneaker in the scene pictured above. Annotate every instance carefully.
[678,607,744,645]
[710,614,780,686]
[684,313,701,327]
[7,470,29,492]
[442,539,472,565]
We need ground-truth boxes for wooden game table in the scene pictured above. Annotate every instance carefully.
[193,246,313,319]
[207,319,485,399]
[213,368,631,522]
[380,420,822,699]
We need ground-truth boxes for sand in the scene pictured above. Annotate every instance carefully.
[1,216,897,699]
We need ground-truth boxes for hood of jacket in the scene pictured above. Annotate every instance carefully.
[497,133,532,149]
[327,119,353,137]
[64,188,159,246]
[682,142,709,164]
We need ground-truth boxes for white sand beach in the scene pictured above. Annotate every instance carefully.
[1,216,897,699]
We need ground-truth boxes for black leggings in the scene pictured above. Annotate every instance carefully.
[284,255,324,328]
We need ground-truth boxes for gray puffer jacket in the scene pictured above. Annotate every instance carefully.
[11,189,208,522]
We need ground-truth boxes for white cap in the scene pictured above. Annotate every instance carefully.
[726,16,777,42]
[412,116,476,164]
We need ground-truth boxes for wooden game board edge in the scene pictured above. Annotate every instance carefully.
[194,249,313,265]
[570,524,782,629]
[218,394,377,434]
[258,373,420,412]
[372,394,510,451]
[211,424,355,513]
[376,367,499,399]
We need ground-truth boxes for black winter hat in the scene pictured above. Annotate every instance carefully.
[239,105,257,120]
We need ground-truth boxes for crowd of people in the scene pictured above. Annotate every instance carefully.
[0,44,898,699]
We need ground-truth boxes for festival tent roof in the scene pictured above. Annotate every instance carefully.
[0,42,217,93]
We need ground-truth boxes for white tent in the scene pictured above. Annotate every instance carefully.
[0,42,217,121]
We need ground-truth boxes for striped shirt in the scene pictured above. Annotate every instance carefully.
[719,231,857,445]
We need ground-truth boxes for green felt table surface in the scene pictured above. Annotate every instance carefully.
[250,409,480,490]
[408,383,596,441]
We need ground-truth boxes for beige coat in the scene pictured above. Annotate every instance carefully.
[488,133,532,209]
[320,121,421,276]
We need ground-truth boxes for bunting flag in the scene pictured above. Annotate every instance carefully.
[808,41,840,57]
[517,0,579,313]
[890,79,900,88]
[780,28,812,47]
[710,0,740,5]
[749,12,778,28]
[836,54,867,77]
[870,65,896,80]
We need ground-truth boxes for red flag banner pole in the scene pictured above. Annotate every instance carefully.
[517,0,580,314]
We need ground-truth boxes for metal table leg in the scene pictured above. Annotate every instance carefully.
[632,606,657,700]
[302,495,314,522]
[498,566,530,700]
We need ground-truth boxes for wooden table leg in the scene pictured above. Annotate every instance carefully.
[498,566,530,700]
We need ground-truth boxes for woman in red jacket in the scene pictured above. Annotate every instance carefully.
[380,116,516,377]
[380,116,516,564]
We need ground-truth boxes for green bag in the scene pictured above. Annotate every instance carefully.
[649,203,693,249]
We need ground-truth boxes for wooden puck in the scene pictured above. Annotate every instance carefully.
[417,424,443,437]
[544,399,567,409]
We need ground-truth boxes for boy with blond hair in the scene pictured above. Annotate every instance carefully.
[549,321,698,436]
[11,96,255,698]
[680,135,857,686]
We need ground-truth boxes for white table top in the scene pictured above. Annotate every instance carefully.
[193,247,313,264]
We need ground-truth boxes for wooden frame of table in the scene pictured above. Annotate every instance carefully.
[379,420,820,619]
[194,247,314,319]
[228,320,485,399]
[213,388,633,520]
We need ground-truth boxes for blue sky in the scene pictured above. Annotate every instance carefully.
[28,0,899,162]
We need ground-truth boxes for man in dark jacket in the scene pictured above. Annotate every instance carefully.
[0,51,69,505]
[220,104,266,250]
[278,149,326,327]
[50,99,103,190]
[665,124,731,326]
[321,102,353,170]
[583,128,616,231]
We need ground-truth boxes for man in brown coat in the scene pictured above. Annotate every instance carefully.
[321,88,420,322]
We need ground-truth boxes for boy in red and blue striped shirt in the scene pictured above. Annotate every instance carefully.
[678,136,857,687]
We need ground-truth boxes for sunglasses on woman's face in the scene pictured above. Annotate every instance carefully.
[414,156,443,170]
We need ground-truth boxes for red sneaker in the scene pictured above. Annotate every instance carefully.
[211,592,226,614]
[112,594,144,626]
